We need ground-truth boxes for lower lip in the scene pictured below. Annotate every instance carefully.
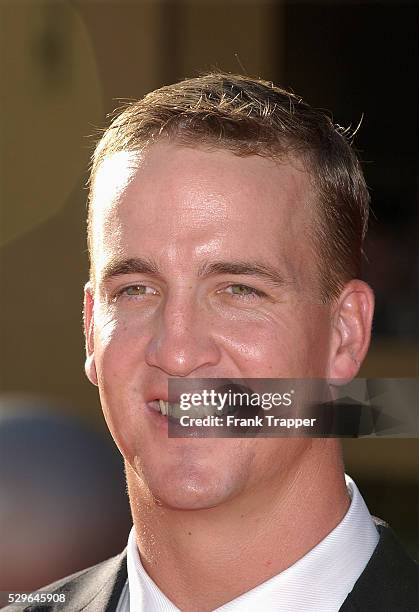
[145,402,169,429]
[145,403,187,437]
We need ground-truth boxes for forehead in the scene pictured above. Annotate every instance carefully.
[90,142,316,283]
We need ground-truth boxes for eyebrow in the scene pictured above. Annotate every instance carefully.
[99,256,288,288]
[197,260,288,288]
[100,257,161,284]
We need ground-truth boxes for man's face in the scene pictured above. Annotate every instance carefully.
[86,142,335,509]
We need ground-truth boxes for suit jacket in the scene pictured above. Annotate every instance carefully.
[4,521,418,612]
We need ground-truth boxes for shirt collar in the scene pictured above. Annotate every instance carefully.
[122,474,379,612]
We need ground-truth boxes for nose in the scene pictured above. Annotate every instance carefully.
[144,295,221,376]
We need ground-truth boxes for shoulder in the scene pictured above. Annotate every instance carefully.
[3,549,128,612]
[340,519,419,611]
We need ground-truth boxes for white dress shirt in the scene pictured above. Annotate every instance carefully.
[116,475,379,612]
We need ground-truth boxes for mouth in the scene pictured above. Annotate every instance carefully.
[148,399,223,420]
[150,399,175,418]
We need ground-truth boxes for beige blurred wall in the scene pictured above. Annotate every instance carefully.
[0,0,279,425]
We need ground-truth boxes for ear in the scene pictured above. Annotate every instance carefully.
[328,280,374,383]
[83,282,98,386]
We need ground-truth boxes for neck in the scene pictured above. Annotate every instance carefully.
[126,439,349,612]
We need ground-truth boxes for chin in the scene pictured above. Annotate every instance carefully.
[152,489,225,511]
[132,459,240,511]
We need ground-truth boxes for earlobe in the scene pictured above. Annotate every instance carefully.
[328,280,375,384]
[83,283,98,387]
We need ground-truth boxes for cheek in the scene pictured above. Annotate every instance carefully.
[93,308,152,445]
[215,303,332,377]
[293,306,332,375]
[217,323,289,374]
[94,305,150,376]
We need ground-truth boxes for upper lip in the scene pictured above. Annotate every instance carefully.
[144,383,207,405]
[144,378,240,405]
[146,393,169,403]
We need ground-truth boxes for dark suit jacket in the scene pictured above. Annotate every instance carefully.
[4,521,418,612]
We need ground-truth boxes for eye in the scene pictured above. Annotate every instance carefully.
[223,284,266,298]
[115,284,159,300]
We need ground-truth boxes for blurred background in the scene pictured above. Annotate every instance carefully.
[0,0,418,596]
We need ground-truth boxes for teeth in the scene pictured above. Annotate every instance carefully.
[156,400,221,419]
[158,400,181,417]
[159,399,168,416]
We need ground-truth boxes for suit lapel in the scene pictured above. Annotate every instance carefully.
[81,550,128,612]
[339,524,419,611]
[54,549,128,612]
